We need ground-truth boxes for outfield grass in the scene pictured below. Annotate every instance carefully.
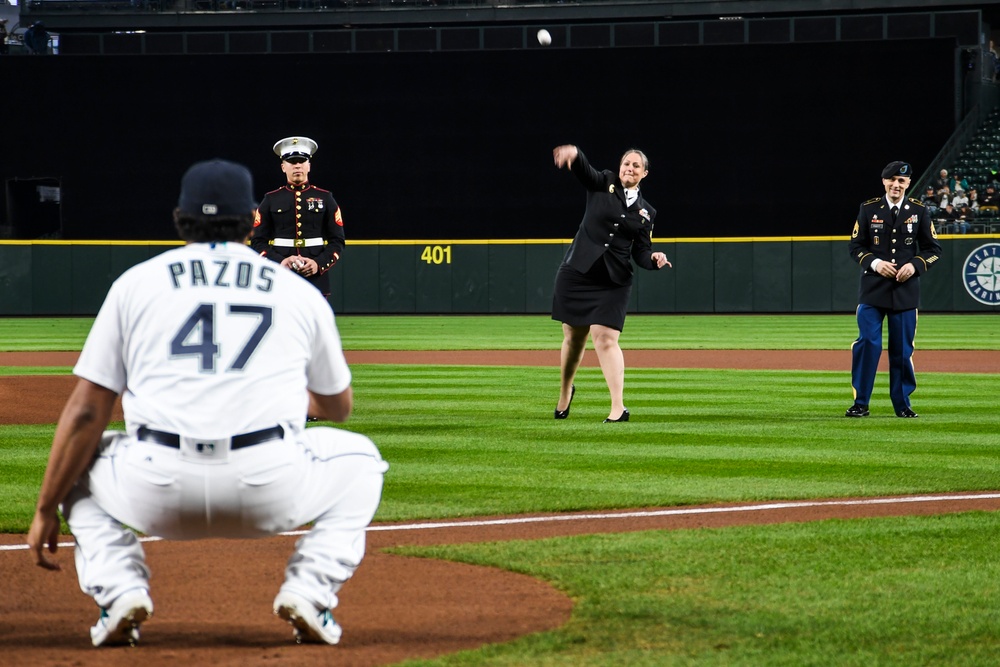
[1,313,997,351]
[398,513,1000,666]
[3,365,999,528]
[2,315,999,665]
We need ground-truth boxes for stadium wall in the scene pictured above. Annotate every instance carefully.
[1,237,997,315]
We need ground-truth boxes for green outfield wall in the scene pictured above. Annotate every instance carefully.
[1,237,998,315]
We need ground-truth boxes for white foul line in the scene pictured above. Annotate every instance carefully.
[5,493,1000,553]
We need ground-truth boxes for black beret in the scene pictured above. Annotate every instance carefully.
[881,161,912,179]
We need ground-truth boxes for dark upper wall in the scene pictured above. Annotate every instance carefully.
[20,0,1000,33]
[2,37,955,240]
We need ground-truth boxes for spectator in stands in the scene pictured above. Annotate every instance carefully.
[937,185,951,209]
[979,184,999,217]
[920,186,939,216]
[0,19,9,56]
[949,171,969,194]
[956,194,976,233]
[23,21,50,55]
[951,188,969,211]
[937,203,963,234]
[968,188,979,213]
[933,169,950,199]
[981,184,999,206]
[987,166,1000,190]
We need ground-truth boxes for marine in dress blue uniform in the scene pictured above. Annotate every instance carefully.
[250,137,345,296]
[846,161,942,418]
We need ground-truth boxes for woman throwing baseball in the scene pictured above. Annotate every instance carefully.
[551,145,671,423]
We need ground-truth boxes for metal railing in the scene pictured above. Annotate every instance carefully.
[912,105,984,197]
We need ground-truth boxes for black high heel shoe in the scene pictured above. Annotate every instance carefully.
[554,385,575,419]
[603,408,629,423]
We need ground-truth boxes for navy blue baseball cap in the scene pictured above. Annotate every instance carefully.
[881,161,912,179]
[177,159,257,216]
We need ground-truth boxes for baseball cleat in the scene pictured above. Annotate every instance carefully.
[90,588,153,647]
[845,404,870,418]
[273,591,342,645]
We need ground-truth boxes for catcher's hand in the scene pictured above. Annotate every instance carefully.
[27,508,63,571]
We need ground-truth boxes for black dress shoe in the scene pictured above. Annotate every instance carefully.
[306,416,320,422]
[603,408,629,423]
[895,407,919,418]
[554,384,575,420]
[845,404,869,418]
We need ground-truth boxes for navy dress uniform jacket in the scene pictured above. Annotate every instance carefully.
[250,183,346,295]
[561,150,660,286]
[848,196,942,310]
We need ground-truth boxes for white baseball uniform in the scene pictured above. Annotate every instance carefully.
[62,240,388,614]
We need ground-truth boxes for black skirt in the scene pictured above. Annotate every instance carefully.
[551,258,631,331]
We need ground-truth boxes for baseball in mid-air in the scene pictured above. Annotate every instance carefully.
[536,29,552,46]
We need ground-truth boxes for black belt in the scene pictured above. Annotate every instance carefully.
[136,425,284,450]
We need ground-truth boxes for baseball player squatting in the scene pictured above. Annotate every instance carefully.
[26,159,388,647]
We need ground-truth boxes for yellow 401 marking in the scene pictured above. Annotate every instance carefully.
[420,245,452,265]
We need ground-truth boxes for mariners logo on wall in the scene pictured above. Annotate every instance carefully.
[963,243,1000,305]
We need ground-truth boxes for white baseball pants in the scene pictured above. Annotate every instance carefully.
[62,426,388,612]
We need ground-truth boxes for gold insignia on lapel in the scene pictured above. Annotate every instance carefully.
[609,184,615,194]
[874,237,879,246]
[852,221,859,238]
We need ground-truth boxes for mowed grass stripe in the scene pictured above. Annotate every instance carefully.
[340,365,1000,521]
[1,314,998,351]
